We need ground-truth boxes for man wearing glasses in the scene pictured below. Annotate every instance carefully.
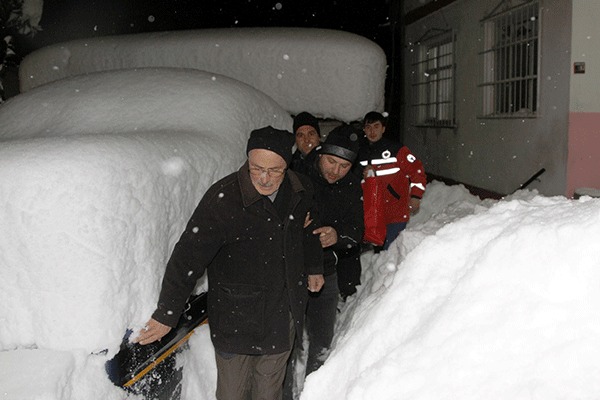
[136,126,324,400]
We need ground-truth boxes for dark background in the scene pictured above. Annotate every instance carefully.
[27,1,392,48]
[10,0,404,127]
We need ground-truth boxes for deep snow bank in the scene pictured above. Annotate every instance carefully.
[19,28,386,122]
[0,68,291,353]
[302,183,600,399]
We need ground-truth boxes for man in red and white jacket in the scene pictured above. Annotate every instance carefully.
[357,112,426,250]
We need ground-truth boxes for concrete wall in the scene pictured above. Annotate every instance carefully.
[403,0,573,196]
[567,0,600,198]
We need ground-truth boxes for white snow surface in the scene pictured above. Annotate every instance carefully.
[19,28,387,122]
[2,178,600,399]
[303,182,600,400]
[0,67,291,354]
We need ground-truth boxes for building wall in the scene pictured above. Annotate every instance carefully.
[567,0,600,198]
[403,0,573,196]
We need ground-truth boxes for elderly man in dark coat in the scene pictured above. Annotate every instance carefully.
[136,126,324,400]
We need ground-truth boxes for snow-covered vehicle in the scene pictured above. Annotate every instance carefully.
[0,28,386,399]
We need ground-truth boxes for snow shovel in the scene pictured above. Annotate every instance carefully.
[105,292,208,399]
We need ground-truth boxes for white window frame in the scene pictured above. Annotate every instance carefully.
[479,1,540,118]
[411,29,456,128]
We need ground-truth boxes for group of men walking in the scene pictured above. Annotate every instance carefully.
[134,111,426,400]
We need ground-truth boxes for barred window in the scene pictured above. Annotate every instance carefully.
[411,29,456,128]
[479,1,540,118]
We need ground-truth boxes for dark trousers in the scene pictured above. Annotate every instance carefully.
[283,273,339,399]
[305,272,339,375]
[383,222,407,250]
[215,314,295,400]
[336,249,362,298]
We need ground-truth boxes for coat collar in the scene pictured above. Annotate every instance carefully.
[238,160,306,208]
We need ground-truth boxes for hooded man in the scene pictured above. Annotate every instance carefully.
[136,126,324,400]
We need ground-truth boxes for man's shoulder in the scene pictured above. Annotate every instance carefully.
[378,137,402,153]
[358,137,402,160]
[288,168,314,193]
[340,170,362,188]
[397,145,422,163]
[203,170,240,200]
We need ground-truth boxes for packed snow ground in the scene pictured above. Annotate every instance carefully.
[19,28,386,122]
[2,181,599,399]
[303,182,600,400]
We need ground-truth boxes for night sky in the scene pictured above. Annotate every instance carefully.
[19,0,392,55]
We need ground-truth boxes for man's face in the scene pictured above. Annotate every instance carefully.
[364,121,386,144]
[295,125,320,156]
[248,149,287,196]
[318,154,352,184]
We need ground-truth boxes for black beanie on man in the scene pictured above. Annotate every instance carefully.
[293,112,321,136]
[246,126,295,167]
[319,124,360,164]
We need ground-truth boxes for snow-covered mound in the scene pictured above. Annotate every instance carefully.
[1,67,289,140]
[0,68,291,353]
[3,179,600,399]
[19,28,387,122]
[302,182,600,399]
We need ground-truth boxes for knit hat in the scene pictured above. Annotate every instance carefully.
[246,126,295,166]
[293,112,321,136]
[319,124,360,163]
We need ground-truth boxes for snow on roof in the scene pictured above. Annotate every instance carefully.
[19,28,387,122]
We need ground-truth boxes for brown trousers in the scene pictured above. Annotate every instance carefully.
[214,315,295,400]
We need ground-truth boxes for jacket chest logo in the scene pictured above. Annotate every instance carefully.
[360,149,399,177]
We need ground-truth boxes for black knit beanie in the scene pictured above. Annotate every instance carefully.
[320,124,360,163]
[246,126,295,166]
[293,112,321,136]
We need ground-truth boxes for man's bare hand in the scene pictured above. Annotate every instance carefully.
[408,197,421,214]
[308,274,325,292]
[304,212,313,228]
[313,226,338,248]
[134,318,172,345]
[363,165,376,179]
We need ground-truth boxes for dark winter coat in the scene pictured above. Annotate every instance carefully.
[356,137,402,175]
[304,153,364,277]
[152,161,323,355]
[289,148,312,175]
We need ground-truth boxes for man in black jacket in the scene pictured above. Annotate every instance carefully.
[136,126,324,400]
[284,124,364,398]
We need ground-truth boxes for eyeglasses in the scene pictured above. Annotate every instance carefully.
[249,167,286,178]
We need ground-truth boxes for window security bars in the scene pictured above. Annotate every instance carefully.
[411,29,456,128]
[479,1,540,118]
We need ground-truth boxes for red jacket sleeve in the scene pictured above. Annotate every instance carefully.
[396,146,426,199]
